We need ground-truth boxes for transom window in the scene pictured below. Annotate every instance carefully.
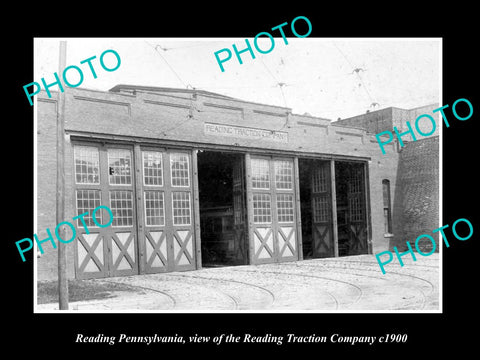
[312,166,327,193]
[170,153,190,187]
[274,160,293,190]
[143,151,163,186]
[74,146,100,184]
[108,149,132,185]
[251,158,270,189]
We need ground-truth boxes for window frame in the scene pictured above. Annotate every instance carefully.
[382,179,393,236]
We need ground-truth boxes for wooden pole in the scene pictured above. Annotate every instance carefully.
[330,160,339,257]
[57,40,69,310]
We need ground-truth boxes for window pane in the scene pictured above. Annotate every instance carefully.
[145,190,165,226]
[74,146,100,184]
[251,159,270,189]
[76,190,101,227]
[274,160,293,190]
[170,153,190,187]
[108,149,132,185]
[349,196,363,222]
[382,180,390,208]
[312,166,327,193]
[143,151,163,186]
[313,196,329,223]
[384,209,391,233]
[349,168,363,193]
[253,193,271,223]
[277,193,294,222]
[109,190,133,226]
[172,192,191,225]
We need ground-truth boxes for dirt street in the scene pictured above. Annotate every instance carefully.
[36,254,440,312]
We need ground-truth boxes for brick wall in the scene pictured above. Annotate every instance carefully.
[391,136,439,252]
[333,108,393,134]
[36,87,400,280]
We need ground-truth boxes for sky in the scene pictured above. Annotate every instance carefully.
[34,38,441,121]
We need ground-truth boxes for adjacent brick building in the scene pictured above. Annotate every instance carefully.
[35,85,439,280]
[333,104,440,252]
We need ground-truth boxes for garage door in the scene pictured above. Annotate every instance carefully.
[74,144,139,279]
[73,143,196,279]
[248,156,298,264]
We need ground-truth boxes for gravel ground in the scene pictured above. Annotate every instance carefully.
[35,254,440,312]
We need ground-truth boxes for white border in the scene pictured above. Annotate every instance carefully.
[33,37,443,314]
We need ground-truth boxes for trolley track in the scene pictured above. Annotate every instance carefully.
[310,258,441,269]
[166,274,241,310]
[277,261,436,310]
[77,255,439,311]
[285,260,436,293]
[230,268,360,309]
[99,279,178,309]
[168,273,276,309]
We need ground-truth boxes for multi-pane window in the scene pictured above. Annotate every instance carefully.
[349,168,363,193]
[108,149,132,185]
[312,166,327,193]
[170,153,190,187]
[253,194,272,224]
[348,167,364,222]
[349,196,363,222]
[76,189,101,227]
[143,151,163,186]
[172,192,191,225]
[251,158,270,189]
[274,160,293,190]
[144,190,165,226]
[74,146,100,184]
[277,194,294,223]
[313,197,329,223]
[382,179,392,234]
[109,190,134,226]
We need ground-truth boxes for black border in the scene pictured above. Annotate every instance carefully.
[7,5,478,355]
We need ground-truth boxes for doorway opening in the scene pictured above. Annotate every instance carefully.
[197,151,248,267]
[298,159,369,259]
[299,158,333,259]
[335,161,369,256]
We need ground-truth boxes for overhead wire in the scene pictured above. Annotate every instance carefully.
[258,57,292,131]
[332,42,377,108]
[144,41,188,89]
[144,41,201,136]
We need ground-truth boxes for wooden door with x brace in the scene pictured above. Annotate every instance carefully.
[73,144,139,279]
[73,143,196,279]
[248,155,298,264]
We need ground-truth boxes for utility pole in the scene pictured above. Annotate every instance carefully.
[57,40,68,310]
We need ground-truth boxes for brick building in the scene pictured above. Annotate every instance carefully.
[36,85,439,280]
[333,104,440,252]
